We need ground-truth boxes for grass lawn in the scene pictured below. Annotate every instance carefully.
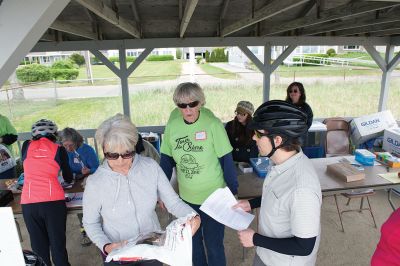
[275,65,381,78]
[198,63,237,79]
[3,78,400,133]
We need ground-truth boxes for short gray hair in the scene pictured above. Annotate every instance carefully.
[95,114,138,153]
[173,82,206,106]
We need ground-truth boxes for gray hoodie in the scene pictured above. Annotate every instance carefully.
[83,154,195,251]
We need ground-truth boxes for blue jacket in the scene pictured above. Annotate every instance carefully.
[68,143,99,175]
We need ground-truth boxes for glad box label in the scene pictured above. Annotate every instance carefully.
[383,128,400,155]
[350,110,398,146]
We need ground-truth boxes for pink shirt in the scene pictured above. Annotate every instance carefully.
[371,208,400,266]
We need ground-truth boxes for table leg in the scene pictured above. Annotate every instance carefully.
[387,189,396,211]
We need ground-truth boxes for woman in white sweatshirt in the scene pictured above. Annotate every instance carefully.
[83,114,200,266]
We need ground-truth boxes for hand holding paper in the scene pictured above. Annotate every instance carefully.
[200,187,254,231]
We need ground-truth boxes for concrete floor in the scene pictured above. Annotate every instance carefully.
[18,190,400,266]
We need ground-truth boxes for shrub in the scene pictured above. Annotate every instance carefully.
[69,53,85,67]
[51,59,77,69]
[176,48,182,59]
[205,50,210,62]
[146,55,174,61]
[16,64,51,83]
[51,60,79,80]
[326,48,336,57]
[195,56,203,64]
[108,56,136,63]
[50,68,79,80]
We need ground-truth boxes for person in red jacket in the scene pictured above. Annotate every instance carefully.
[21,119,73,266]
[371,208,400,266]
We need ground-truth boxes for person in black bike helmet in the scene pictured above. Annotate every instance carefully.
[233,100,322,266]
[21,119,72,266]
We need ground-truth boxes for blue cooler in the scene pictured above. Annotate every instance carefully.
[355,149,375,166]
[249,157,269,178]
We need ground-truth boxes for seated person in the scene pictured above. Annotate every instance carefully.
[59,127,99,247]
[59,127,99,179]
[0,114,18,179]
[225,101,258,162]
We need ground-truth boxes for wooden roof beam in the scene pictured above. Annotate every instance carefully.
[221,0,309,37]
[261,1,400,36]
[180,0,199,38]
[303,14,400,36]
[334,22,400,36]
[75,0,140,38]
[129,0,140,22]
[50,20,98,40]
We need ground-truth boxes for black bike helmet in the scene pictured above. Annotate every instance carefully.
[23,250,47,266]
[248,100,308,157]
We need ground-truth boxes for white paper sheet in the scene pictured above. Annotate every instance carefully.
[200,187,254,231]
[0,207,25,266]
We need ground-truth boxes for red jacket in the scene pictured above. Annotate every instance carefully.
[21,138,65,204]
[371,208,400,266]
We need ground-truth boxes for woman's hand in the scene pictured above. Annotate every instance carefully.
[238,229,255,247]
[188,215,201,236]
[81,167,90,175]
[104,240,127,254]
[232,200,251,212]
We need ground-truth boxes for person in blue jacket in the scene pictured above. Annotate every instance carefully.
[59,127,99,247]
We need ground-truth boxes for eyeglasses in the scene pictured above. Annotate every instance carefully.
[235,111,247,116]
[289,89,299,94]
[104,151,135,160]
[177,101,199,109]
[254,130,270,139]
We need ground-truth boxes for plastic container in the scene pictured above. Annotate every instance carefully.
[249,157,269,178]
[354,149,375,166]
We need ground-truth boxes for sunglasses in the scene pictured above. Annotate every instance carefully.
[104,151,135,160]
[235,111,247,116]
[177,101,199,109]
[289,89,299,94]
[254,130,270,139]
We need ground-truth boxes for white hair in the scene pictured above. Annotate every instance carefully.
[95,114,138,153]
[173,82,206,106]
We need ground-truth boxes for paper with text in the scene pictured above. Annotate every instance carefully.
[200,187,254,230]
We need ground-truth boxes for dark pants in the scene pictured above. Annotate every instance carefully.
[22,200,70,266]
[187,202,226,266]
[253,254,266,266]
[104,260,162,266]
[0,166,16,179]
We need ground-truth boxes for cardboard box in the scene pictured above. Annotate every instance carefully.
[382,127,400,156]
[326,162,365,182]
[350,110,398,146]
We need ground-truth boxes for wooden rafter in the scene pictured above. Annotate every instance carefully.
[221,0,309,37]
[129,0,140,22]
[261,1,400,36]
[75,0,140,38]
[50,20,98,40]
[180,0,199,38]
[302,14,400,36]
[334,22,400,36]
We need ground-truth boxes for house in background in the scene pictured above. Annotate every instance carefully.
[22,51,75,66]
[106,48,176,58]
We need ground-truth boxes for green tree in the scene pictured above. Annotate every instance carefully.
[69,53,85,67]
[205,50,210,62]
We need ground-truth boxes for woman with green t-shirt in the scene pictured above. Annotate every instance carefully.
[160,82,238,266]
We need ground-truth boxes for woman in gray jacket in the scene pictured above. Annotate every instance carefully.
[83,114,200,266]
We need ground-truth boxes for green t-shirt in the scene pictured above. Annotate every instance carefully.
[0,115,17,153]
[161,107,232,204]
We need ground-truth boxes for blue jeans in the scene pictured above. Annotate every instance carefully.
[186,202,226,266]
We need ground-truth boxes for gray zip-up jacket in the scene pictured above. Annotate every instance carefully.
[83,154,195,251]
